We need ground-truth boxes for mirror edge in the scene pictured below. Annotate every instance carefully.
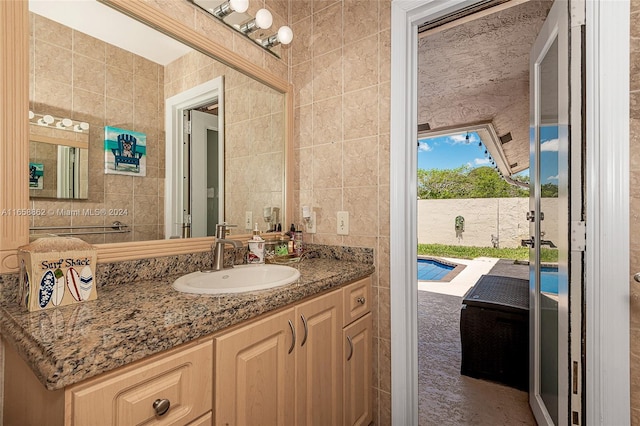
[0,0,30,273]
[0,0,293,272]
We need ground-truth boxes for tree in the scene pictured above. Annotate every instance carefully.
[418,166,530,199]
[540,183,558,198]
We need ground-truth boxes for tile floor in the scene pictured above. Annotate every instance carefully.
[418,259,535,425]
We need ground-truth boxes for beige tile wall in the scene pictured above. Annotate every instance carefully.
[290,0,392,423]
[630,3,640,423]
[27,13,165,244]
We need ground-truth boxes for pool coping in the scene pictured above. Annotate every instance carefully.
[418,256,467,282]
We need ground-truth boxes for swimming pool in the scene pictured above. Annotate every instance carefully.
[417,258,455,281]
[540,267,558,294]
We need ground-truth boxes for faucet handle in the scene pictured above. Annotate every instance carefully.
[215,223,237,238]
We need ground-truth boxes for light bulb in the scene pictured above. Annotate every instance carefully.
[254,9,273,29]
[56,118,73,128]
[38,115,54,126]
[277,26,293,45]
[212,0,248,18]
[262,26,294,48]
[229,0,248,13]
[74,122,89,132]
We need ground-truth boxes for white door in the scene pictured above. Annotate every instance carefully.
[527,1,580,424]
[188,109,221,237]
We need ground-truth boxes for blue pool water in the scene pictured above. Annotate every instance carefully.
[540,267,558,294]
[417,258,454,281]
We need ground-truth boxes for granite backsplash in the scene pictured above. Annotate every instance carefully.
[0,243,374,295]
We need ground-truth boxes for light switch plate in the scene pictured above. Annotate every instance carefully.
[337,211,349,235]
[245,211,253,230]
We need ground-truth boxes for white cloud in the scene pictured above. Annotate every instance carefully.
[540,138,559,152]
[547,174,558,181]
[449,134,467,144]
[448,133,480,145]
[474,157,490,165]
[418,142,432,152]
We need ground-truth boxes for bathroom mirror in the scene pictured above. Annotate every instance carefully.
[28,117,90,200]
[25,0,290,245]
[0,0,293,272]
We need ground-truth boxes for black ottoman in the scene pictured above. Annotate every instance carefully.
[460,275,529,390]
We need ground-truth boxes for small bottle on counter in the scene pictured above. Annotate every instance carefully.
[247,223,265,264]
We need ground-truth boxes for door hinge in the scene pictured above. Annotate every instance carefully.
[185,119,192,135]
[571,221,586,251]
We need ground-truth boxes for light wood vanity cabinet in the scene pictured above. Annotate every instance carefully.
[213,276,372,426]
[3,276,372,426]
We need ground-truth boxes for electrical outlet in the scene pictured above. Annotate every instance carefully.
[337,211,349,235]
[305,211,317,234]
[245,211,253,230]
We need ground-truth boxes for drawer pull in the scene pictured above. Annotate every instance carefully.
[356,296,366,305]
[153,398,171,417]
[288,319,296,354]
[346,335,354,361]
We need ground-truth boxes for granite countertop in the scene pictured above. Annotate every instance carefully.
[0,253,374,391]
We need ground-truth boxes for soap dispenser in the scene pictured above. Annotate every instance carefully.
[247,223,265,263]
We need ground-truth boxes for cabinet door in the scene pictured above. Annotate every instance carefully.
[68,340,213,426]
[343,313,372,426]
[295,290,343,426]
[214,308,296,426]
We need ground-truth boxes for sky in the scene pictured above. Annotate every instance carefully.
[418,128,559,184]
[417,132,496,171]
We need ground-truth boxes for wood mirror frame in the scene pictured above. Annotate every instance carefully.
[0,0,293,273]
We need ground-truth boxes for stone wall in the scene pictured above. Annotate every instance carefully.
[418,198,559,248]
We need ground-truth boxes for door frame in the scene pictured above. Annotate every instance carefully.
[389,0,630,424]
[164,77,224,239]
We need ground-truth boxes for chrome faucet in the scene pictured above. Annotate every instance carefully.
[211,223,243,271]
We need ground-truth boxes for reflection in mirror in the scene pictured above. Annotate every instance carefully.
[29,114,89,200]
[27,1,286,244]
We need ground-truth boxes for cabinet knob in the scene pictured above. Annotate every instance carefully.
[153,398,171,417]
[356,296,366,305]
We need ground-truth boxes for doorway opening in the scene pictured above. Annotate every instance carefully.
[392,0,630,424]
[415,2,552,423]
[165,77,224,239]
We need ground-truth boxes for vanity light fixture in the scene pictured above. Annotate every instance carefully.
[30,111,90,134]
[188,0,293,57]
[239,9,272,35]
[210,0,248,18]
[261,26,294,49]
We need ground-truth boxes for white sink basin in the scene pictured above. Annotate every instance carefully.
[172,264,300,295]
